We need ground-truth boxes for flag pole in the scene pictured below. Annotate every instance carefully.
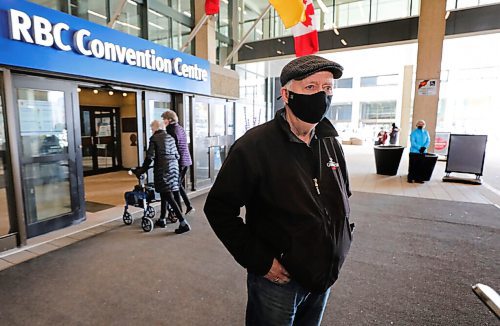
[180,14,209,53]
[108,0,128,28]
[221,3,272,67]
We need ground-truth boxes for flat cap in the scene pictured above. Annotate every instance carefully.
[280,55,343,86]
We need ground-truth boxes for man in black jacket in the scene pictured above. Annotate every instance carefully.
[204,55,353,325]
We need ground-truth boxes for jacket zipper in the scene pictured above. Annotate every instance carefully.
[314,139,335,290]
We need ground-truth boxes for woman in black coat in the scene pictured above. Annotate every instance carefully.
[138,120,191,234]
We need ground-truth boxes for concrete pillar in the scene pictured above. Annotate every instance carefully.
[400,65,413,148]
[412,0,447,151]
[194,0,217,63]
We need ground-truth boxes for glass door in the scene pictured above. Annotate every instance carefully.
[191,97,235,189]
[80,106,120,175]
[0,71,17,249]
[143,92,172,181]
[193,100,210,188]
[13,75,83,238]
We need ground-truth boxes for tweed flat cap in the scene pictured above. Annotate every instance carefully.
[280,55,343,86]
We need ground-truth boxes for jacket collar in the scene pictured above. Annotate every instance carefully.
[275,108,339,143]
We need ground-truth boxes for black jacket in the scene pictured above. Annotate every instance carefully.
[204,109,353,293]
[142,130,180,193]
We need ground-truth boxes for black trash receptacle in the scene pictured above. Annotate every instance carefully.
[374,145,405,176]
[416,153,438,181]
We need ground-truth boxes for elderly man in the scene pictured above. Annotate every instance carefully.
[204,55,353,325]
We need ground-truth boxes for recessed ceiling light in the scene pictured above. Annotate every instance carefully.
[93,89,98,94]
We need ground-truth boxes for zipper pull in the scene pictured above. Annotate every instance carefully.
[313,178,320,195]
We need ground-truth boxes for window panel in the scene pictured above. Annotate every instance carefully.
[360,101,397,120]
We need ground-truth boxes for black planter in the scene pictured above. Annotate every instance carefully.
[374,145,405,176]
[415,153,438,181]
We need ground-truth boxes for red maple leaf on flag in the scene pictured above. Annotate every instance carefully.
[301,1,314,27]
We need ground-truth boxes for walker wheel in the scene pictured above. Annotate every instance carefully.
[123,212,133,225]
[146,206,156,218]
[142,217,154,232]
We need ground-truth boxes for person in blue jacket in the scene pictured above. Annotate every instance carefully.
[408,119,430,183]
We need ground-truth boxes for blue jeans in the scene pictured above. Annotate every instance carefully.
[246,273,331,326]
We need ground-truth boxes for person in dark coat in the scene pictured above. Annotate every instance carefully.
[204,55,353,325]
[162,109,195,215]
[389,123,400,145]
[138,120,190,234]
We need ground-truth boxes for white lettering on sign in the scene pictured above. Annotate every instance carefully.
[7,9,209,82]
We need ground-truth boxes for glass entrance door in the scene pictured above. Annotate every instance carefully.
[13,75,83,238]
[0,71,17,249]
[81,107,120,175]
[192,97,235,189]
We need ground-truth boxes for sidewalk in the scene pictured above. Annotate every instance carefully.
[1,144,499,271]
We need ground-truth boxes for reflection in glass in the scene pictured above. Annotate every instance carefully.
[210,103,226,136]
[148,99,171,123]
[23,162,71,223]
[148,9,172,47]
[17,88,68,158]
[71,0,108,26]
[193,102,210,182]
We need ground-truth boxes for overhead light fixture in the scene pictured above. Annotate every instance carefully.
[333,27,339,36]
[244,44,254,50]
[148,9,165,18]
[277,50,283,54]
[93,89,99,94]
[108,91,114,96]
[87,10,107,20]
[77,87,81,92]
[341,39,347,46]
[445,11,451,20]
[148,22,164,30]
[122,92,128,97]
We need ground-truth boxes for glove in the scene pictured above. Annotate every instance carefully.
[419,147,426,154]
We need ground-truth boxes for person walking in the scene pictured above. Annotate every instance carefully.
[204,55,353,326]
[137,120,190,234]
[408,119,430,183]
[162,110,195,215]
[389,123,400,145]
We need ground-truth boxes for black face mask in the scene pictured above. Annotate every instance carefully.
[417,126,423,129]
[286,90,332,124]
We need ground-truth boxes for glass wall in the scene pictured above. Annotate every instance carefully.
[30,0,195,53]
[110,0,142,37]
[235,63,269,138]
[234,0,500,42]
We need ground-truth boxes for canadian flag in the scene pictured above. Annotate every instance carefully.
[291,0,319,57]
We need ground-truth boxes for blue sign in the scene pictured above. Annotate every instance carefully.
[0,0,211,95]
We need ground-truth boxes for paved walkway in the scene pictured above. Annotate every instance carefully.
[0,192,498,325]
[2,144,499,270]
